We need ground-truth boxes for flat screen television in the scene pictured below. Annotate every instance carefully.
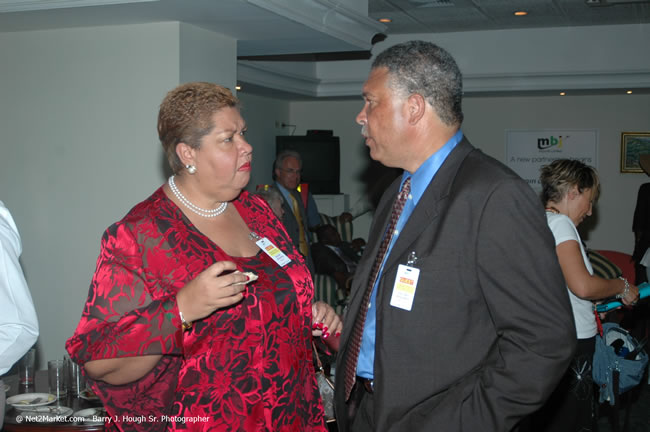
[276,135,340,194]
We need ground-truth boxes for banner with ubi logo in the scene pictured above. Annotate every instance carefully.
[505,129,598,192]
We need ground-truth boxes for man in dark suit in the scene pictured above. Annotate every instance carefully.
[273,149,319,274]
[632,154,650,284]
[334,40,577,432]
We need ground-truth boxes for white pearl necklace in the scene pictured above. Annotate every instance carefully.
[168,175,227,218]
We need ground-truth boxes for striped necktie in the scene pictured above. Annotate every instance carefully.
[344,177,411,400]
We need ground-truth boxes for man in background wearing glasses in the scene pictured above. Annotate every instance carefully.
[273,150,320,274]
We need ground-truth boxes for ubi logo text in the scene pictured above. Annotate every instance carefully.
[537,136,564,150]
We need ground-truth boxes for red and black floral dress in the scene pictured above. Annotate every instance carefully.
[66,187,326,431]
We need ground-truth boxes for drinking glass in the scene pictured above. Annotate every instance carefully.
[66,356,84,396]
[19,348,36,387]
[48,359,68,399]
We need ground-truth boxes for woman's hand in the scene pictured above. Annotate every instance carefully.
[176,261,248,323]
[620,280,640,306]
[311,301,342,340]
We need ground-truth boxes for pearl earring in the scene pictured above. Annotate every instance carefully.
[186,164,197,174]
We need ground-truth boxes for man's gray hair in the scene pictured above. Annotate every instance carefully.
[372,40,464,127]
[273,149,303,172]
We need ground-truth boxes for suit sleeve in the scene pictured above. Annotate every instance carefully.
[632,184,650,233]
[632,184,650,262]
[467,179,576,431]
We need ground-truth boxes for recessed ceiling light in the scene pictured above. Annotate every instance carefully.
[514,11,528,16]
[626,90,633,94]
[560,92,566,96]
[378,18,392,23]
[235,85,242,91]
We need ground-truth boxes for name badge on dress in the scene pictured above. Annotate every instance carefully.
[256,237,291,267]
[390,264,420,311]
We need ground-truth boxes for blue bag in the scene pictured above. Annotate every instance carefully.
[592,322,649,405]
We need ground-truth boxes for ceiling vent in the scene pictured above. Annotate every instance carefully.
[409,0,454,7]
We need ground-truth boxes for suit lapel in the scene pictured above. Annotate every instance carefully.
[276,183,300,234]
[383,139,474,272]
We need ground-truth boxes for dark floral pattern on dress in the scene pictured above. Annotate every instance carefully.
[66,187,326,431]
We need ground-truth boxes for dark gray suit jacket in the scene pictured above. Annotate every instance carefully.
[276,184,315,274]
[334,138,576,432]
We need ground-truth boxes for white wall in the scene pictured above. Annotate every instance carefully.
[179,23,236,90]
[237,92,290,189]
[0,22,237,367]
[288,93,650,251]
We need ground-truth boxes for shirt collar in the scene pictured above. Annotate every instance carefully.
[400,130,463,205]
[275,182,292,202]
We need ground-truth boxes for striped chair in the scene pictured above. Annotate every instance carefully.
[317,213,353,243]
[594,250,635,283]
[313,273,347,315]
[588,249,623,280]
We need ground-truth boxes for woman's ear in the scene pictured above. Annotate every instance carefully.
[567,185,580,200]
[176,142,196,167]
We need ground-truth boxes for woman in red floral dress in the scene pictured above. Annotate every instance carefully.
[66,82,341,431]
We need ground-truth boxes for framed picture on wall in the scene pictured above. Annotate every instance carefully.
[621,132,650,173]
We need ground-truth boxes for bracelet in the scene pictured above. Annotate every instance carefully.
[616,276,630,300]
[179,311,192,331]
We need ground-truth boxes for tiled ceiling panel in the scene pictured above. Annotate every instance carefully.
[370,0,650,34]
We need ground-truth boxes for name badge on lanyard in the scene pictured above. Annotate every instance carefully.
[256,237,292,267]
[390,264,420,311]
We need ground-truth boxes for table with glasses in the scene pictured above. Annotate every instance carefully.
[3,371,104,432]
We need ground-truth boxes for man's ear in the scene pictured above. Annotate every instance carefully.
[176,142,196,167]
[406,93,426,125]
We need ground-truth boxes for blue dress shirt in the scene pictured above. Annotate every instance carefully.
[275,182,293,208]
[356,130,463,379]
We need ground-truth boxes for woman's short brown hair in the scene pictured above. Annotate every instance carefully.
[540,159,600,205]
[158,82,239,173]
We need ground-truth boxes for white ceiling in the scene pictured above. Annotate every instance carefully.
[1,0,649,58]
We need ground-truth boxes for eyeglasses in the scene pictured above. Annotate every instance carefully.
[279,168,302,175]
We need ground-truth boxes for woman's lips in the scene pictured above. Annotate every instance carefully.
[239,162,251,171]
